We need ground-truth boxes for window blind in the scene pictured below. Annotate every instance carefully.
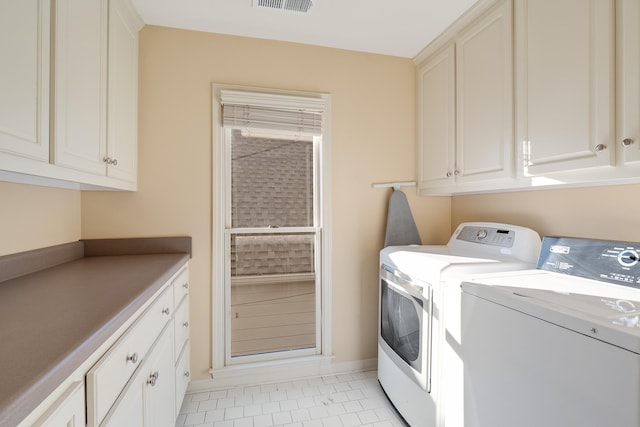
[220,90,324,136]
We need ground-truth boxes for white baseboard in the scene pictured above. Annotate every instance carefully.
[187,357,378,393]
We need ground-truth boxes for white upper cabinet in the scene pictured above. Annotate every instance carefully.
[417,44,456,190]
[456,0,513,184]
[0,0,141,190]
[617,0,640,166]
[0,0,50,162]
[53,0,140,185]
[417,0,514,195]
[516,0,615,176]
[106,0,141,183]
[53,0,108,175]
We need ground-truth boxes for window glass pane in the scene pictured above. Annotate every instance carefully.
[231,233,315,277]
[230,232,316,357]
[230,129,314,228]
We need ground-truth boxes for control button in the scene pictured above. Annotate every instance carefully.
[476,230,488,240]
[618,250,639,267]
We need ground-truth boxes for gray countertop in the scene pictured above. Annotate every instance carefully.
[0,238,191,427]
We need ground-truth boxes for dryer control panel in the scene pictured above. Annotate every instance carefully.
[455,225,515,248]
[538,237,640,288]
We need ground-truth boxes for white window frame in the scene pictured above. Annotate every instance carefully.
[211,84,332,375]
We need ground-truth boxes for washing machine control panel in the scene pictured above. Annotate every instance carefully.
[538,237,640,289]
[456,225,515,248]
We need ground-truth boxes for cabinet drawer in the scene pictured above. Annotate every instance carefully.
[87,286,174,426]
[174,297,190,359]
[172,266,189,306]
[175,342,190,415]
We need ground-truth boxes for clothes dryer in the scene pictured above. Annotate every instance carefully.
[378,222,541,427]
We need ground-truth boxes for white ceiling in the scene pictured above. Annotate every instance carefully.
[130,0,479,58]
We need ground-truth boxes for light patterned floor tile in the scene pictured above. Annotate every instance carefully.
[178,371,405,427]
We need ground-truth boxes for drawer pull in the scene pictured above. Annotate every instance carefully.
[182,282,189,289]
[147,371,159,386]
[162,307,170,315]
[184,371,190,378]
[183,321,189,328]
[126,353,138,364]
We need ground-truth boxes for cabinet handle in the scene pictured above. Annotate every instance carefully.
[126,353,139,364]
[184,371,190,378]
[622,138,635,147]
[594,144,607,152]
[162,307,170,315]
[147,371,159,386]
[102,156,118,165]
[183,321,190,328]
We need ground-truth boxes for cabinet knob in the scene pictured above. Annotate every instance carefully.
[622,138,635,147]
[111,158,118,166]
[162,307,170,315]
[184,371,190,378]
[594,144,607,153]
[147,371,159,386]
[126,353,139,364]
[446,171,452,178]
[454,170,460,175]
[182,282,189,289]
[183,321,190,328]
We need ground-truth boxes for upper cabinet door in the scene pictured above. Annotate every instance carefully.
[516,0,615,175]
[53,0,108,174]
[417,44,456,190]
[106,0,141,184]
[456,0,513,184]
[0,0,50,161]
[617,0,640,165]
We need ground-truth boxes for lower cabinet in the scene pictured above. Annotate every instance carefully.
[175,342,191,415]
[102,323,176,427]
[33,382,84,427]
[87,264,190,426]
[15,262,190,427]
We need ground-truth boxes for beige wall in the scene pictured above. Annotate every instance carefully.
[452,183,640,242]
[0,182,81,256]
[80,26,450,380]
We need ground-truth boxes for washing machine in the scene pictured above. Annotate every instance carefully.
[461,236,640,427]
[378,222,541,427]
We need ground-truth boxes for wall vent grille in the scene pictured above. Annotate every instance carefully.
[253,0,314,14]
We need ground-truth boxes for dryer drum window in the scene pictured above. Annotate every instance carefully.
[380,279,423,370]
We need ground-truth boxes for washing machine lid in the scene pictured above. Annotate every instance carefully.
[462,270,640,354]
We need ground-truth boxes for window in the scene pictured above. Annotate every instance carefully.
[212,86,332,370]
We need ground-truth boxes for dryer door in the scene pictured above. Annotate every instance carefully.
[379,265,432,392]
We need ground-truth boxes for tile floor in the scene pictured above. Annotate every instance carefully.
[176,370,407,427]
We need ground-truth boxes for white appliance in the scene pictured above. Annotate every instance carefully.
[378,222,541,427]
[462,236,640,427]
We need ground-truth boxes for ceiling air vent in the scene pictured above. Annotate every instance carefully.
[253,0,314,14]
